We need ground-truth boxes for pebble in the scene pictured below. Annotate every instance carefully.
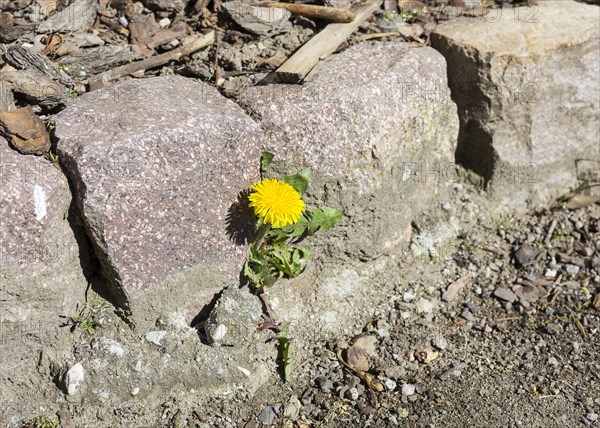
[403,292,416,302]
[384,378,397,391]
[587,413,598,422]
[416,298,434,314]
[158,17,171,28]
[493,287,517,303]
[347,387,359,400]
[461,309,476,322]
[432,336,448,350]
[315,376,333,391]
[548,356,559,366]
[565,264,580,276]
[398,407,409,418]
[64,362,85,395]
[401,384,416,396]
[544,268,558,278]
[258,406,277,425]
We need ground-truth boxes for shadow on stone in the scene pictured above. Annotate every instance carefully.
[226,188,256,246]
[190,288,225,345]
[60,146,131,323]
[455,119,496,187]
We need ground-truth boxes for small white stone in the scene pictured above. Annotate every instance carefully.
[158,17,171,28]
[348,387,359,400]
[401,384,416,396]
[384,378,397,391]
[65,362,85,395]
[432,336,448,350]
[544,268,557,278]
[100,338,125,357]
[212,324,228,341]
[33,184,47,221]
[131,387,140,396]
[416,298,434,314]
[236,366,251,377]
[565,264,580,276]
[403,292,415,302]
[146,330,167,346]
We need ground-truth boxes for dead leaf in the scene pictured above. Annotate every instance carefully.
[415,348,439,364]
[345,345,370,371]
[351,334,377,356]
[593,293,600,311]
[559,184,600,209]
[566,194,600,209]
[363,372,384,392]
[0,106,50,155]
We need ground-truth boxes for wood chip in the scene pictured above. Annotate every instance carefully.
[0,106,51,155]
[37,0,98,33]
[275,0,383,83]
[58,45,143,76]
[557,252,586,267]
[0,81,16,111]
[1,68,67,110]
[4,45,72,88]
[442,275,471,302]
[88,31,215,90]
[250,2,357,23]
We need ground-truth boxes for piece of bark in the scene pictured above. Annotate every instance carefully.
[1,0,32,12]
[98,15,130,36]
[0,13,37,43]
[58,44,143,75]
[275,0,383,83]
[0,81,17,111]
[37,0,98,33]
[0,68,68,110]
[128,12,161,46]
[222,2,292,36]
[88,31,215,90]
[0,106,51,155]
[4,45,73,88]
[250,2,356,23]
[146,22,189,49]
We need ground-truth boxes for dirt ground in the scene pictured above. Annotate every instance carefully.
[2,1,599,427]
[18,176,594,428]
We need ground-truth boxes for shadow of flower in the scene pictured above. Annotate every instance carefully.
[226,188,256,246]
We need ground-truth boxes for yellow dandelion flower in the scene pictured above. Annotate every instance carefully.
[248,178,305,228]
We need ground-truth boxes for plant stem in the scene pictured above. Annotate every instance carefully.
[254,223,271,250]
[260,289,276,323]
[257,287,281,332]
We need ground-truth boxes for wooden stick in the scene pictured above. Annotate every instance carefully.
[355,32,400,42]
[88,31,215,91]
[250,2,356,23]
[275,0,382,83]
